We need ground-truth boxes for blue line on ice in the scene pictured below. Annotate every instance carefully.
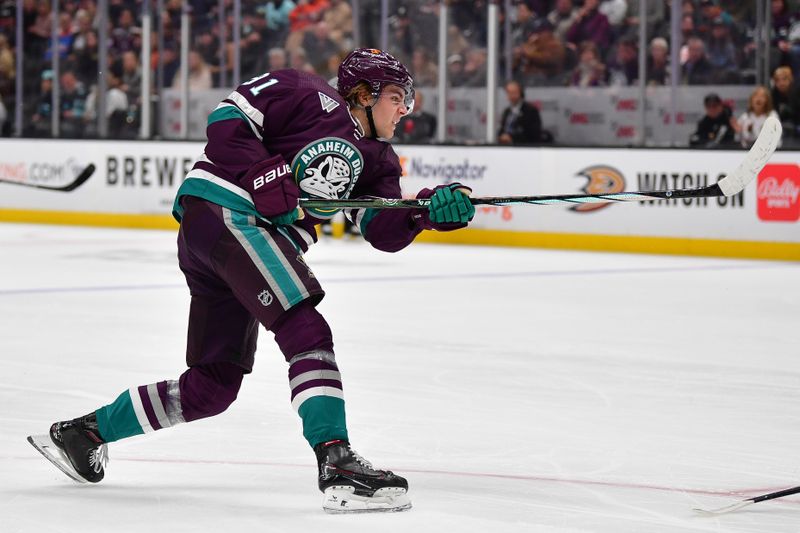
[0,263,793,296]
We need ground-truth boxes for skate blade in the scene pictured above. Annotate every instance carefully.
[27,434,87,484]
[322,486,412,514]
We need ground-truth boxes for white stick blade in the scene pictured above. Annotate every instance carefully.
[717,115,782,196]
[692,499,753,516]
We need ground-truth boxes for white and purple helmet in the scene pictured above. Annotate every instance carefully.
[337,48,415,111]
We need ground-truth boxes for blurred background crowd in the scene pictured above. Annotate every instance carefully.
[0,0,798,144]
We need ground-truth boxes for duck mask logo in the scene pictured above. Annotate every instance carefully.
[292,137,364,219]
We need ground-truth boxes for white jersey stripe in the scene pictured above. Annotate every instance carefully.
[128,387,154,433]
[222,209,292,308]
[291,386,345,412]
[146,383,172,430]
[289,369,342,390]
[227,91,265,130]
[185,168,254,205]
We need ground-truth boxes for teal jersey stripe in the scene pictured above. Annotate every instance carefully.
[172,177,257,222]
[207,105,250,126]
[297,396,348,448]
[229,210,306,305]
[358,208,381,237]
[95,390,144,443]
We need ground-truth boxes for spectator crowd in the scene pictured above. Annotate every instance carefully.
[0,0,798,142]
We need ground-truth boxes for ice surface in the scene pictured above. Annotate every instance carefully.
[1,223,799,533]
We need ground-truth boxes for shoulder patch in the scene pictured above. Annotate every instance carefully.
[318,92,340,113]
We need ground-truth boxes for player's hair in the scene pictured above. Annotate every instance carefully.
[344,81,373,108]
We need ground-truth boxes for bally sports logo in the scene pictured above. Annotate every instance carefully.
[757,164,800,222]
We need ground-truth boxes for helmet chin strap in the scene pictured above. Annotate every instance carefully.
[364,105,379,139]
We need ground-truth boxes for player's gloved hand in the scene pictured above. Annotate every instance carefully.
[413,183,475,231]
[240,154,304,225]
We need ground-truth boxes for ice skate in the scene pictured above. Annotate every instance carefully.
[315,439,411,513]
[28,412,108,483]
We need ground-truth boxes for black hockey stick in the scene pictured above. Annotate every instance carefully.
[301,116,782,211]
[0,163,95,192]
[693,484,800,515]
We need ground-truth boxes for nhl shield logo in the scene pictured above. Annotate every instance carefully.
[292,137,364,219]
[257,290,273,306]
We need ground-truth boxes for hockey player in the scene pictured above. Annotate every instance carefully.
[28,48,475,513]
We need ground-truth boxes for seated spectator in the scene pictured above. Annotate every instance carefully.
[689,92,736,147]
[266,0,297,48]
[770,0,794,67]
[705,17,738,83]
[771,66,800,138]
[59,70,87,138]
[606,35,638,86]
[27,70,54,137]
[111,8,139,56]
[195,32,222,84]
[462,48,488,87]
[733,85,780,148]
[646,36,669,86]
[266,0,297,33]
[69,9,93,57]
[623,0,665,43]
[599,0,628,34]
[289,48,315,73]
[498,80,543,145]
[286,0,330,54]
[121,50,142,108]
[44,12,75,61]
[84,66,133,138]
[411,49,438,87]
[681,37,714,85]
[268,47,288,70]
[302,21,340,75]
[323,0,353,48]
[565,0,611,54]
[446,53,467,86]
[172,50,213,90]
[568,40,607,87]
[519,18,566,86]
[696,0,734,35]
[510,2,539,49]
[395,91,437,144]
[547,0,579,42]
[69,29,99,88]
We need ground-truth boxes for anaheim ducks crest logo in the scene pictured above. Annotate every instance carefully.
[292,137,364,219]
[572,165,626,213]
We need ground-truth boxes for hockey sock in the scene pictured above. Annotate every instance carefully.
[95,381,184,442]
[274,302,347,447]
[289,350,348,447]
[94,363,244,442]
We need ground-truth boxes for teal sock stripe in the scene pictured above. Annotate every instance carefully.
[297,396,348,448]
[95,390,144,443]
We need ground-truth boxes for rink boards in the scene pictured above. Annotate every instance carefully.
[0,139,797,260]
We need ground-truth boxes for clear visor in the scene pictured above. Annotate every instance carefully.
[404,89,415,114]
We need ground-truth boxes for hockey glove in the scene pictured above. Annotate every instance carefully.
[240,154,303,225]
[414,183,475,231]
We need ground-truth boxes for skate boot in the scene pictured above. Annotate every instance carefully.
[314,439,411,513]
[27,412,108,483]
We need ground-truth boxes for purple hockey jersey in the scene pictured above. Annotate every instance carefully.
[172,69,424,252]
